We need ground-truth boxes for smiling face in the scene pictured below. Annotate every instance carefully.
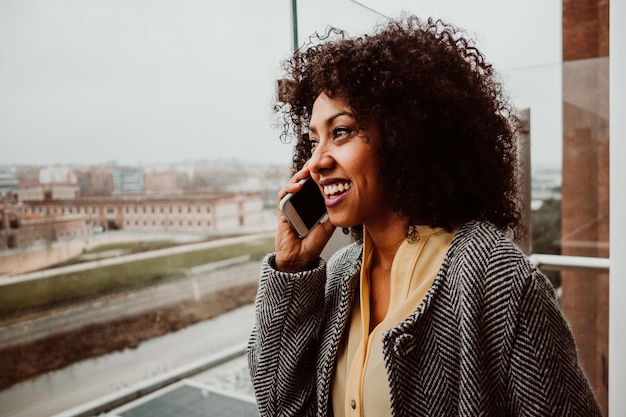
[307,93,396,231]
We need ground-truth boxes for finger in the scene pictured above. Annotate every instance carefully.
[278,167,311,202]
[299,222,335,259]
[298,165,311,180]
[276,182,304,203]
[289,166,311,184]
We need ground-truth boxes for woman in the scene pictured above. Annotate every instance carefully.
[248,15,602,417]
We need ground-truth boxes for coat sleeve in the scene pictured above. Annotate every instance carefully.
[506,267,604,416]
[247,253,327,417]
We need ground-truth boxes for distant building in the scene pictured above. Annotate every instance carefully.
[39,165,77,184]
[6,213,92,250]
[531,170,562,210]
[2,160,276,252]
[144,170,188,195]
[76,166,115,197]
[13,192,263,237]
[118,194,264,233]
[0,201,20,249]
[0,171,19,198]
[12,184,80,202]
[2,185,89,249]
[1,191,264,252]
[15,165,41,186]
[113,167,144,195]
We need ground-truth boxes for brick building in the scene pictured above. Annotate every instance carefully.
[3,190,264,251]
[561,0,609,413]
[18,193,263,233]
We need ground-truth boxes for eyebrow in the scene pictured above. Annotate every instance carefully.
[309,111,356,134]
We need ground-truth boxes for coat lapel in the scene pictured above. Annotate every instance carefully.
[316,244,362,416]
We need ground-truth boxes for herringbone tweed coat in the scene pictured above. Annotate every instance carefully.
[248,221,603,417]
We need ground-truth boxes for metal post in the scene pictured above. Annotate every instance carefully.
[517,108,532,254]
[291,0,298,50]
[609,0,626,413]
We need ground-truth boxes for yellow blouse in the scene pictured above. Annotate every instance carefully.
[332,225,456,417]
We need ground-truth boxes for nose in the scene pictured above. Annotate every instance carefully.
[307,140,334,175]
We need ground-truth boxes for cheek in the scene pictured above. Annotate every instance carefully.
[363,169,389,203]
[361,158,382,184]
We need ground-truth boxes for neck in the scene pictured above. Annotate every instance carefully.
[366,218,408,270]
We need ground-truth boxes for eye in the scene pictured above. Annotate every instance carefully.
[308,137,319,151]
[332,126,355,140]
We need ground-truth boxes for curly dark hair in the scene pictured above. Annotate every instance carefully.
[275,15,523,242]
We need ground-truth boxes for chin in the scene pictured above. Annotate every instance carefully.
[328,213,357,229]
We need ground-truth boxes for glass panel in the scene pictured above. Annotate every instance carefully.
[0,0,613,415]
[560,55,610,413]
[562,57,610,260]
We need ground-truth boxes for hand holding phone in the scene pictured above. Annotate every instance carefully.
[279,177,328,239]
[274,173,335,272]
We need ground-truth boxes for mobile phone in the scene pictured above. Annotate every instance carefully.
[279,177,329,238]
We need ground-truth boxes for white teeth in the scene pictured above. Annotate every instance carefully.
[324,182,351,196]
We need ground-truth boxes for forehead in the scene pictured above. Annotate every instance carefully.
[309,93,353,128]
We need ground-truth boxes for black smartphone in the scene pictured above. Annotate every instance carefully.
[279,177,328,238]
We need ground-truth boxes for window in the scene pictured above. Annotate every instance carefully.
[2,2,619,415]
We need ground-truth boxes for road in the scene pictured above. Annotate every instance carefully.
[0,304,256,417]
[0,258,262,348]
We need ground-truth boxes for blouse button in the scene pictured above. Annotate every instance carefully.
[351,400,356,409]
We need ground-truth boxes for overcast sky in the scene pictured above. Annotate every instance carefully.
[0,0,562,169]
